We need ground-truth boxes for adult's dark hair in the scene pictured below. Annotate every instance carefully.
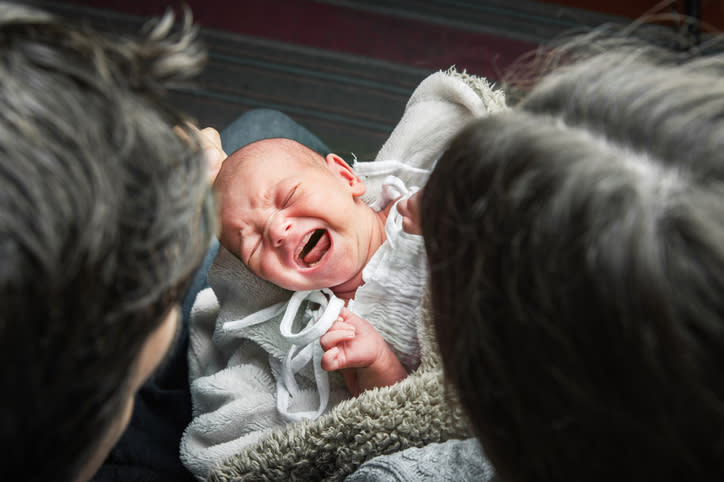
[422,43,724,481]
[0,3,212,480]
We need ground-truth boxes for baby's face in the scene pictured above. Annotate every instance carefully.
[216,139,376,292]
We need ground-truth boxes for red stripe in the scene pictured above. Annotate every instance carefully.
[61,0,535,77]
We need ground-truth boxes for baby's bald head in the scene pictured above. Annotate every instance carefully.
[214,137,324,193]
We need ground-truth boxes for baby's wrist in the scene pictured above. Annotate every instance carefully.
[368,344,407,378]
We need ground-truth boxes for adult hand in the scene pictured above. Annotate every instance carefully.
[397,189,422,235]
[174,124,227,183]
[197,126,226,183]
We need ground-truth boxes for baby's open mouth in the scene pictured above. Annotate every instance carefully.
[296,229,330,267]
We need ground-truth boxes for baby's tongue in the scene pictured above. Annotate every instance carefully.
[303,231,330,265]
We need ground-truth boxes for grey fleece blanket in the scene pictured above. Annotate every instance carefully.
[188,68,507,481]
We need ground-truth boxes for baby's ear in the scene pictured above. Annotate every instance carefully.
[326,154,366,197]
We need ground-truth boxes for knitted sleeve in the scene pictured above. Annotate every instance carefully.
[344,438,495,482]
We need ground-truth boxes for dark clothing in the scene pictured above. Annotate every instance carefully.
[93,109,329,481]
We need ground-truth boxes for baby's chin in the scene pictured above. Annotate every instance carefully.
[271,273,361,297]
[329,272,365,299]
[266,274,327,293]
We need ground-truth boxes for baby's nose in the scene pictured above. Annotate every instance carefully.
[269,216,291,247]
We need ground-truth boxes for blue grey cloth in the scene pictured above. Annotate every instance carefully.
[346,438,496,482]
[220,108,329,156]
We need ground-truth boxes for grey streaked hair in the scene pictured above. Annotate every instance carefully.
[423,36,724,482]
[0,3,212,480]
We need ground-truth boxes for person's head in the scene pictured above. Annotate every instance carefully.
[214,137,382,294]
[423,45,724,481]
[0,4,212,481]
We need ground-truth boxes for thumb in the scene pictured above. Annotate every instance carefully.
[198,127,227,183]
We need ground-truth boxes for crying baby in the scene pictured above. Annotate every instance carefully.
[214,137,427,411]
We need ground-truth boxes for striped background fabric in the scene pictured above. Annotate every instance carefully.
[30,0,628,157]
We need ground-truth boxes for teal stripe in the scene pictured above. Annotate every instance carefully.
[175,87,395,133]
[209,52,417,96]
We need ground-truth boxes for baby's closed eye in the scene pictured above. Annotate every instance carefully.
[281,183,300,208]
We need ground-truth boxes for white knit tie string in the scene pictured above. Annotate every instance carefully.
[223,288,343,422]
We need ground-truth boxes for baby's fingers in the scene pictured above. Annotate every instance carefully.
[319,319,356,351]
[321,346,346,371]
[320,329,355,351]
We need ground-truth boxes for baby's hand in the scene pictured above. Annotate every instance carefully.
[320,307,407,396]
[397,189,423,235]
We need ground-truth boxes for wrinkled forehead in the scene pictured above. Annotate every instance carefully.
[214,138,330,216]
[219,138,323,188]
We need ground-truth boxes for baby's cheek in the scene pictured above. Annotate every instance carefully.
[257,262,302,291]
[252,258,274,282]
